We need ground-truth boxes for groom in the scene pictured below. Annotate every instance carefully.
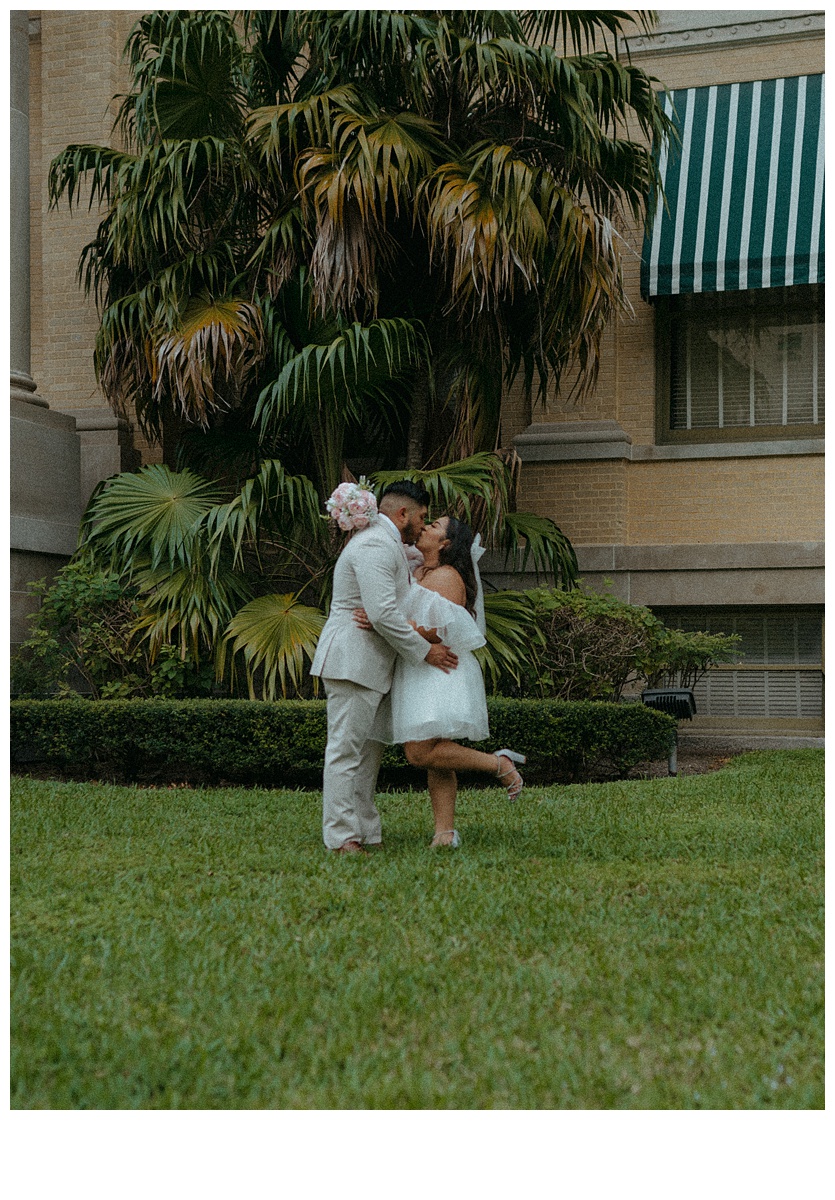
[311,480,459,854]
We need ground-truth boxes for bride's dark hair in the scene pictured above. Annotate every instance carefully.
[438,517,478,615]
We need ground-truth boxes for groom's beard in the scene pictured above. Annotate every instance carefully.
[401,513,425,545]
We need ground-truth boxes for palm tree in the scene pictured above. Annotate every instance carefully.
[50,9,672,473]
[46,10,674,695]
[247,9,672,463]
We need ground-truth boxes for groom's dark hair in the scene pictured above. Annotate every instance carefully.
[379,480,431,508]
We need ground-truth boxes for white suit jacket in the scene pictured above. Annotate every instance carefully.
[310,515,430,691]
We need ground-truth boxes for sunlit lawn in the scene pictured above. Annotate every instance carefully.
[11,750,823,1109]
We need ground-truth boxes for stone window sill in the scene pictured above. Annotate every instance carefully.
[513,422,824,463]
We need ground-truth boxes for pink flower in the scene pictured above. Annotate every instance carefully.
[326,479,378,531]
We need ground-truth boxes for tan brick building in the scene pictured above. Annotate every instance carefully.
[16,10,825,741]
[503,10,825,742]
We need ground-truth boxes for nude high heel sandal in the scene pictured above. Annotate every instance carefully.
[430,830,461,848]
[495,749,526,801]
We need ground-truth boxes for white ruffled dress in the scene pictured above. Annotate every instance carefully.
[375,581,490,744]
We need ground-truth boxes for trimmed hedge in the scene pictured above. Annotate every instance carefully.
[11,698,676,786]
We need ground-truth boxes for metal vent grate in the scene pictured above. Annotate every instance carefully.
[693,670,822,719]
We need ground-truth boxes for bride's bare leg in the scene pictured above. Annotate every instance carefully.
[404,738,503,776]
[427,767,457,844]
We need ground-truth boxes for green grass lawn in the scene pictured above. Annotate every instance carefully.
[11,750,823,1109]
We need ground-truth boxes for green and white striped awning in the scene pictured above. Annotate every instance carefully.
[642,74,825,297]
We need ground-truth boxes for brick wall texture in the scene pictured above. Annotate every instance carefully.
[30,9,141,415]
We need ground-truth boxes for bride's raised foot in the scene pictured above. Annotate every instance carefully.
[495,749,525,802]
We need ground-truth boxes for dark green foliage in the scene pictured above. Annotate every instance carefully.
[508,588,741,701]
[11,559,217,700]
[11,696,675,786]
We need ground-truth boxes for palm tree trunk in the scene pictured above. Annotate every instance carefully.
[406,371,430,469]
[161,407,185,469]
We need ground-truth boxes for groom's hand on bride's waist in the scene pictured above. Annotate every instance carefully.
[425,643,458,672]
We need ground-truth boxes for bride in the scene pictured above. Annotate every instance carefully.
[356,515,525,848]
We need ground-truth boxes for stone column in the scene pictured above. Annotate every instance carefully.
[10,9,82,656]
[10,10,42,407]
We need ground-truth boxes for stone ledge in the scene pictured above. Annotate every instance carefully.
[481,541,825,578]
[72,407,130,433]
[633,439,824,461]
[513,421,824,463]
[11,514,80,558]
[624,11,824,56]
[481,542,825,607]
[576,542,825,573]
[514,420,632,462]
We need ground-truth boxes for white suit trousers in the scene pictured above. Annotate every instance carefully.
[321,678,386,849]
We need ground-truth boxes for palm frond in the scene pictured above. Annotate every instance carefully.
[256,317,428,429]
[48,144,138,212]
[132,559,252,663]
[520,11,655,57]
[297,108,443,313]
[372,452,514,528]
[475,589,544,693]
[422,146,547,311]
[120,10,247,144]
[500,512,579,589]
[222,593,326,699]
[154,295,264,425]
[256,316,429,495]
[80,464,222,573]
[247,85,363,162]
[203,459,326,572]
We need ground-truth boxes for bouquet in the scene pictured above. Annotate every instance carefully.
[325,478,379,532]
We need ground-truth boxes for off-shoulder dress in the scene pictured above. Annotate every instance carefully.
[373,581,489,744]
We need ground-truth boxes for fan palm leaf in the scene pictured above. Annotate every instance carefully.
[120,9,247,143]
[223,593,326,699]
[80,463,222,572]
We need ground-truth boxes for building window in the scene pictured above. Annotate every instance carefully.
[658,284,824,442]
[653,606,823,720]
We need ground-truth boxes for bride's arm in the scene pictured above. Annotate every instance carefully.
[352,607,440,643]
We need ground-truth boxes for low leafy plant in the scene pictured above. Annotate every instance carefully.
[643,626,743,690]
[11,697,676,786]
[11,560,216,700]
[502,588,742,702]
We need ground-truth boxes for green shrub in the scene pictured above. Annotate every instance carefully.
[516,588,741,701]
[11,697,675,786]
[11,560,217,700]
